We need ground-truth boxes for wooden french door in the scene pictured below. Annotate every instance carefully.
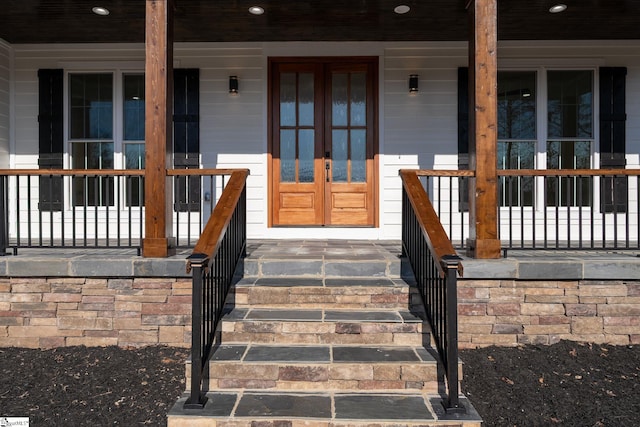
[270,58,377,226]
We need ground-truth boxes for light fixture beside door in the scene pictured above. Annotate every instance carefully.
[409,74,419,94]
[229,76,239,95]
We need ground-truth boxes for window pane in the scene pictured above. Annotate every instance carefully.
[332,130,348,182]
[125,143,145,169]
[496,72,537,207]
[298,130,315,183]
[125,144,145,207]
[72,142,114,169]
[332,73,348,127]
[498,71,536,140]
[498,141,535,206]
[280,73,296,127]
[70,74,113,139]
[547,140,591,170]
[351,129,366,182]
[298,73,314,127]
[280,129,296,182]
[547,70,593,139]
[350,73,366,126]
[124,74,145,141]
[546,140,592,207]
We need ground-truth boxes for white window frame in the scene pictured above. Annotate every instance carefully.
[62,63,145,210]
[496,64,599,213]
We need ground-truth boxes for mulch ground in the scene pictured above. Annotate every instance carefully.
[0,346,189,426]
[0,341,638,426]
[460,341,640,426]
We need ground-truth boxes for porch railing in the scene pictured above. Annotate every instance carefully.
[0,169,237,254]
[417,168,640,252]
[400,169,464,414]
[184,169,248,409]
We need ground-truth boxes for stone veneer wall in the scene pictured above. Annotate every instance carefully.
[2,276,640,349]
[0,277,192,348]
[457,279,640,348]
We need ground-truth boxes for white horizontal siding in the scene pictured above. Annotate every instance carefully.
[6,40,640,241]
[0,41,11,168]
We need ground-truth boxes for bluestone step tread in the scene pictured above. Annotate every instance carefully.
[168,391,483,426]
[205,344,436,364]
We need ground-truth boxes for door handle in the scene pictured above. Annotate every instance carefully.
[325,161,330,182]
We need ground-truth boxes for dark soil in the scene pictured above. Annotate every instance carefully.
[0,346,188,426]
[0,341,638,426]
[460,341,640,427]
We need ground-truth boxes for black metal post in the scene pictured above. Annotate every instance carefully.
[442,255,465,414]
[0,175,7,256]
[184,253,209,410]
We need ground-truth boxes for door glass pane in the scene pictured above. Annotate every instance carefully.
[280,130,296,182]
[332,73,348,126]
[299,130,314,183]
[547,70,593,139]
[280,73,296,127]
[350,73,366,126]
[351,130,366,182]
[332,130,348,182]
[70,73,113,139]
[298,73,314,127]
[124,74,145,141]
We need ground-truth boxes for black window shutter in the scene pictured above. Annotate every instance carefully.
[599,67,627,213]
[458,67,470,212]
[173,69,200,212]
[38,69,64,211]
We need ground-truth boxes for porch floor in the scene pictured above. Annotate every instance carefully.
[2,239,639,281]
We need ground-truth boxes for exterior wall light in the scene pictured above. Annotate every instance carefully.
[409,74,419,93]
[549,4,567,13]
[229,76,239,95]
[92,7,110,16]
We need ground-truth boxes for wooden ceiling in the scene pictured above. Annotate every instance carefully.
[1,0,639,44]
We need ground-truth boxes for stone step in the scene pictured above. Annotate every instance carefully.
[168,390,482,427]
[241,240,411,280]
[186,344,457,393]
[221,308,430,346]
[243,257,407,279]
[231,277,419,310]
[169,240,482,427]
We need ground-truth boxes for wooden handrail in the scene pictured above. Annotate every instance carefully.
[3,167,638,178]
[400,169,462,276]
[188,169,249,265]
[0,168,245,177]
[412,168,640,177]
[498,168,640,177]
[0,169,145,176]
[167,168,244,176]
[414,169,475,177]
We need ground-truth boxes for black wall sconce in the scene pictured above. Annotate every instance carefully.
[229,76,239,95]
[409,74,419,93]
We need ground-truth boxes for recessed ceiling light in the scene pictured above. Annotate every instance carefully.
[549,4,567,13]
[394,5,411,14]
[249,6,264,15]
[92,6,110,16]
